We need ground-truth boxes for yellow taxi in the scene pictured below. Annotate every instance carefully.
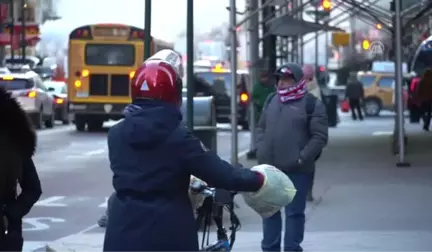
[357,71,408,117]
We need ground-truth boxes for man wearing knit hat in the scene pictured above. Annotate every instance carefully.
[256,63,328,252]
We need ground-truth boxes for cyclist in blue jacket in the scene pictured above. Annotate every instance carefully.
[103,50,264,251]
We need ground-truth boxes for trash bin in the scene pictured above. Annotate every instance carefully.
[181,96,217,151]
[322,94,338,127]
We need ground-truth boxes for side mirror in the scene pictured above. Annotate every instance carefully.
[47,87,55,92]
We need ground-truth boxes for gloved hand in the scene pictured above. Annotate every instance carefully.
[242,164,297,218]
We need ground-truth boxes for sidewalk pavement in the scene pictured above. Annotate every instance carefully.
[44,120,432,251]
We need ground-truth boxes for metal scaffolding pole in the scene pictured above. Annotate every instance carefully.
[394,0,410,167]
[248,0,259,155]
[229,0,238,165]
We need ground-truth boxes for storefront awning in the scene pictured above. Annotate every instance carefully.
[266,14,344,36]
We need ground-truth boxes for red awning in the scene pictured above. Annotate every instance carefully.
[0,34,40,49]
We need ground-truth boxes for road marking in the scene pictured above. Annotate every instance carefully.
[84,149,106,156]
[23,217,66,231]
[34,196,67,207]
[372,131,393,136]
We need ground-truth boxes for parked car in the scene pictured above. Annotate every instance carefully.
[44,80,69,124]
[0,71,55,128]
[194,66,250,130]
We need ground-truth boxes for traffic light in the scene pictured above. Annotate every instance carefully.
[362,40,370,50]
[376,23,382,30]
[321,0,332,11]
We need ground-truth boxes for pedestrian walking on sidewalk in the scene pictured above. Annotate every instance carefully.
[345,75,365,121]
[0,87,42,251]
[414,69,432,131]
[256,63,328,252]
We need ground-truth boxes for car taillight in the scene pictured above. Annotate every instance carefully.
[240,92,249,103]
[55,98,64,104]
[26,90,36,98]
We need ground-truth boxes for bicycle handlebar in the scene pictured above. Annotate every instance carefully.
[190,180,215,197]
[189,179,240,251]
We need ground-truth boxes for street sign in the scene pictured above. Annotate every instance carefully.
[332,32,350,47]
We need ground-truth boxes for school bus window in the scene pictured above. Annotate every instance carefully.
[85,44,135,66]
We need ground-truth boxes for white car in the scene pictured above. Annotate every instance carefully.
[0,71,55,129]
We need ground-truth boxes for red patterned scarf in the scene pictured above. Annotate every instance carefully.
[276,79,308,103]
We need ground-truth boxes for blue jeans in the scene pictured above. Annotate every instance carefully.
[261,172,312,252]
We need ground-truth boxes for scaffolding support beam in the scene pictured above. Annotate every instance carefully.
[394,0,410,167]
[247,0,259,155]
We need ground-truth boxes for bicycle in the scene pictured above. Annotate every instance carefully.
[190,180,241,251]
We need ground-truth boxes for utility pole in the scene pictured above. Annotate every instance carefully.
[143,0,152,60]
[186,0,194,130]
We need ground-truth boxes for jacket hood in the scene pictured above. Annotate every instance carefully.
[122,100,182,148]
[0,87,36,157]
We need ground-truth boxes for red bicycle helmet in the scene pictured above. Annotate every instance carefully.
[131,50,184,105]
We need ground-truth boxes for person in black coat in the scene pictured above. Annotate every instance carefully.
[345,75,365,120]
[0,87,42,251]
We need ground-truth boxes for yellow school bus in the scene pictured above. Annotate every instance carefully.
[68,23,173,131]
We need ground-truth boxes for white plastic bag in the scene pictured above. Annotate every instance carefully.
[241,164,297,218]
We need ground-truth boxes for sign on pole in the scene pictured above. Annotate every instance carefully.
[331,32,350,47]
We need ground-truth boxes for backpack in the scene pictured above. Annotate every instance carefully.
[264,93,322,160]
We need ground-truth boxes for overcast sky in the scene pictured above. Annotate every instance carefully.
[40,0,382,65]
[54,0,245,41]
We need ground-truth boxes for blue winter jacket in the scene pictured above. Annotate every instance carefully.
[103,99,262,251]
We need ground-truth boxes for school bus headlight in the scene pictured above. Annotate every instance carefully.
[82,69,89,77]
[74,80,82,88]
[129,71,135,79]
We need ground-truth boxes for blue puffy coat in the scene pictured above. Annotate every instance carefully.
[103,100,261,251]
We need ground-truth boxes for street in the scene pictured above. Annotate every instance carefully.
[23,121,252,249]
